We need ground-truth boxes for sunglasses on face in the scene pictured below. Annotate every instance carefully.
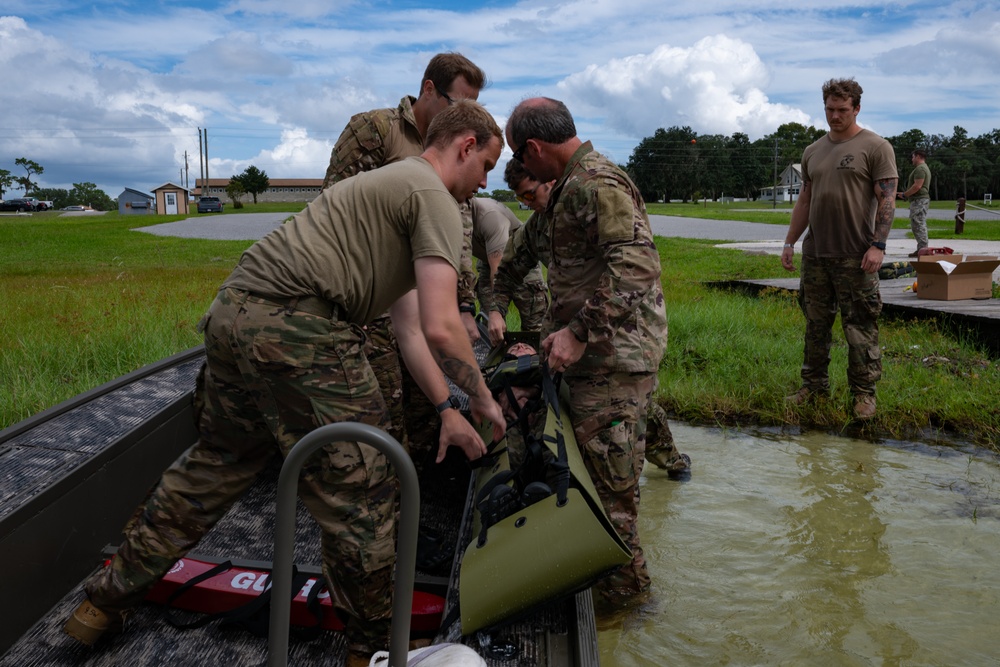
[435,85,455,105]
[512,140,531,163]
[516,184,541,204]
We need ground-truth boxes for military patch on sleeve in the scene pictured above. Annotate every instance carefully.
[597,186,635,244]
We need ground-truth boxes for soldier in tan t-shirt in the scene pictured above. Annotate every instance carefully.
[781,78,897,420]
[65,101,506,667]
[467,196,549,331]
[321,52,487,468]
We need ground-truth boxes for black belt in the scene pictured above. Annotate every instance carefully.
[247,292,343,320]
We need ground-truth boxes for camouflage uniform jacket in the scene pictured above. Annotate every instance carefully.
[322,96,422,190]
[495,141,666,374]
[321,95,476,306]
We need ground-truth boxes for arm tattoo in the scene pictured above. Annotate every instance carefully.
[873,177,897,242]
[438,355,482,399]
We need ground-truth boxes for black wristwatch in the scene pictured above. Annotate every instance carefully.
[458,303,476,314]
[870,241,886,251]
[435,395,461,414]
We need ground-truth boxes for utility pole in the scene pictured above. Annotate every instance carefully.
[198,128,204,198]
[203,128,210,196]
[772,137,778,210]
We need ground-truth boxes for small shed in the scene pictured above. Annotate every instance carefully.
[117,187,155,215]
[151,182,190,216]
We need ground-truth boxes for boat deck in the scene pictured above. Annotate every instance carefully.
[0,344,596,666]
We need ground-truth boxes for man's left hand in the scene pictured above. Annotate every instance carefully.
[861,246,884,274]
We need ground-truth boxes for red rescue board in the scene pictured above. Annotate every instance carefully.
[132,557,444,633]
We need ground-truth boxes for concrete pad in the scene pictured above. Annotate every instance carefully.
[132,212,291,241]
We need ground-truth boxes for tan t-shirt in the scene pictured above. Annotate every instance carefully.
[801,129,897,258]
[223,157,463,324]
[470,198,521,261]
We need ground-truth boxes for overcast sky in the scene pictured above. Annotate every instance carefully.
[1,0,998,197]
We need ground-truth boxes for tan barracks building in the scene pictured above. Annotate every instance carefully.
[194,178,323,204]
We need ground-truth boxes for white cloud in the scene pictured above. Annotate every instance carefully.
[211,127,333,179]
[559,35,811,139]
[3,2,1000,197]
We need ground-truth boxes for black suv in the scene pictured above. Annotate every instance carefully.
[0,198,36,212]
[197,196,224,213]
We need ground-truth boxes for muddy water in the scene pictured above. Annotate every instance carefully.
[598,423,1000,666]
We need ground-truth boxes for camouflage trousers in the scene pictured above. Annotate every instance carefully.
[798,255,882,396]
[511,274,550,333]
[909,197,930,250]
[365,313,407,453]
[475,263,549,333]
[564,370,656,600]
[644,400,690,474]
[85,288,396,654]
[400,364,440,474]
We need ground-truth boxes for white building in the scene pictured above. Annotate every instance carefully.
[760,164,802,203]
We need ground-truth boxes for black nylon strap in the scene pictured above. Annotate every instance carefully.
[163,561,317,638]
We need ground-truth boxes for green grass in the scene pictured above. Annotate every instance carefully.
[652,238,1000,448]
[0,213,254,423]
[2,206,999,450]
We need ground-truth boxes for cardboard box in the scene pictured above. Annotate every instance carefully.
[913,255,1000,300]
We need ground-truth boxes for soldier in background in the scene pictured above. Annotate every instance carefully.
[494,97,667,605]
[781,78,897,420]
[322,52,487,464]
[64,101,507,667]
[898,148,932,257]
[466,196,548,331]
[499,159,690,480]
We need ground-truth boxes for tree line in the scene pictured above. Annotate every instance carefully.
[625,124,1000,204]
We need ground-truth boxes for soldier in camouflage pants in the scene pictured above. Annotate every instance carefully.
[497,98,668,603]
[781,78,896,419]
[66,101,508,665]
[85,289,398,654]
[499,158,689,480]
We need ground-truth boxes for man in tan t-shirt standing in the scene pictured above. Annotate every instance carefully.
[781,78,898,420]
[64,101,506,667]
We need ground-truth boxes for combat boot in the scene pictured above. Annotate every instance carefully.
[785,387,827,405]
[853,394,877,420]
[64,599,124,646]
[347,652,370,667]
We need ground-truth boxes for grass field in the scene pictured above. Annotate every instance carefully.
[2,203,998,450]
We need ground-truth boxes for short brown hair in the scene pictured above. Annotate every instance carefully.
[504,159,537,190]
[822,78,863,108]
[424,99,503,151]
[912,148,927,159]
[422,52,487,95]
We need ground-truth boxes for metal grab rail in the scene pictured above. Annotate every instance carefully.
[268,422,419,667]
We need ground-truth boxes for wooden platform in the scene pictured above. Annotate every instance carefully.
[716,277,1000,356]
